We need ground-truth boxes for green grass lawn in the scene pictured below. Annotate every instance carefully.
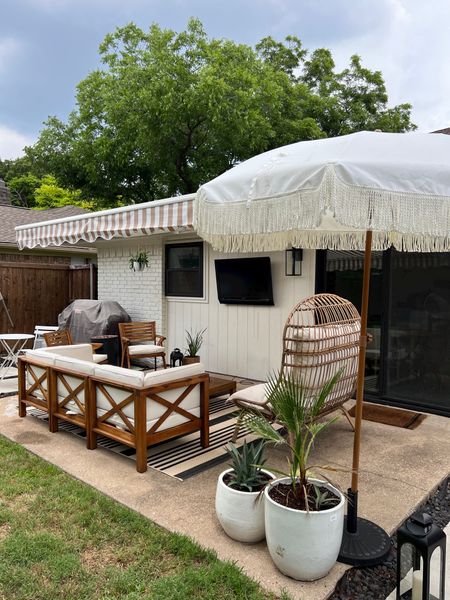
[0,436,289,600]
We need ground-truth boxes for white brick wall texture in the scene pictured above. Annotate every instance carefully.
[97,238,166,336]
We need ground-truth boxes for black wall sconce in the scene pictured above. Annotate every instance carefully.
[285,248,303,276]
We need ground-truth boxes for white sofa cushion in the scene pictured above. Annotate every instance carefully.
[40,344,94,362]
[24,349,56,366]
[53,355,96,375]
[97,406,201,432]
[128,344,164,356]
[143,363,204,387]
[93,364,205,432]
[93,364,145,387]
[93,354,108,364]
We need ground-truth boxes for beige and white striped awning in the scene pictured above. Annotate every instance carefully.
[16,195,195,249]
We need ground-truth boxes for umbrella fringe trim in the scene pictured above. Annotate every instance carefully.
[195,167,450,252]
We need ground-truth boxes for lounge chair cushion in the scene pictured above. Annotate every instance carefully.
[229,383,268,407]
[292,322,360,355]
[128,344,164,356]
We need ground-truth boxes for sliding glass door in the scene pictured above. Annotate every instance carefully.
[318,249,450,416]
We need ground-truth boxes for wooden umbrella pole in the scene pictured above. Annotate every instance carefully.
[351,230,372,492]
[340,230,391,562]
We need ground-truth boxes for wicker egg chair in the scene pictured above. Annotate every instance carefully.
[230,293,361,441]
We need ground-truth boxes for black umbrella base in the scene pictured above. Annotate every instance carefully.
[338,515,391,567]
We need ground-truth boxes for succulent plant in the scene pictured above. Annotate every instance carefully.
[225,439,269,492]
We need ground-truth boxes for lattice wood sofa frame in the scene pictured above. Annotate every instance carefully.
[18,355,209,473]
[231,293,361,439]
[88,372,209,472]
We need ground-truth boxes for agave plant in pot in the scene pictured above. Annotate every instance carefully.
[215,440,274,543]
[183,328,206,365]
[243,370,345,581]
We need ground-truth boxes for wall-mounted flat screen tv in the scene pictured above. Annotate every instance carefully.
[215,257,274,306]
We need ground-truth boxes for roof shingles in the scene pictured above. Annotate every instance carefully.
[0,205,88,245]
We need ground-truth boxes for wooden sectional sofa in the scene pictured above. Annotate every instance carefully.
[18,344,209,472]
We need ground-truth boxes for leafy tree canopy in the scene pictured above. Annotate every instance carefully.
[26,19,415,208]
[4,172,92,210]
[33,175,94,210]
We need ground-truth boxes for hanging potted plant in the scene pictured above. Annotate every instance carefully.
[129,250,149,272]
[215,440,274,543]
[183,328,206,365]
[243,370,345,581]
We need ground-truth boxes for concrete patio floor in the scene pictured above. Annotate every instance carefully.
[0,392,449,600]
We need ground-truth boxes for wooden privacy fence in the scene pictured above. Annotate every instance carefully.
[0,263,97,336]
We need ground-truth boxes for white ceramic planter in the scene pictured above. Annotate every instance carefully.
[132,261,144,272]
[264,477,345,581]
[215,468,274,543]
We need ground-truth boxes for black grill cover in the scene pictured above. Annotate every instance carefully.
[58,300,131,343]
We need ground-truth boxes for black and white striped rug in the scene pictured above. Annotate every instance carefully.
[28,397,264,480]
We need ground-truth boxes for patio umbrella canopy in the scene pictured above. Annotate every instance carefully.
[195,130,450,566]
[196,131,450,253]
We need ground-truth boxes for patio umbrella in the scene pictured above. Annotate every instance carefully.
[194,130,450,566]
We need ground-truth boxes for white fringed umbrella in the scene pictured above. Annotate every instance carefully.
[194,130,450,565]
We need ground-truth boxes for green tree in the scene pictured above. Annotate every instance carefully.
[29,20,415,207]
[33,175,93,210]
[7,173,41,207]
[2,170,92,210]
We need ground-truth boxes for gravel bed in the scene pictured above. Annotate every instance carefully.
[329,476,450,600]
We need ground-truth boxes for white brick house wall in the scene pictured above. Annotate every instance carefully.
[96,237,166,335]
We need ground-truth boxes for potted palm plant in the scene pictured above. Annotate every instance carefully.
[215,440,274,543]
[243,370,345,581]
[183,328,206,365]
[129,250,149,272]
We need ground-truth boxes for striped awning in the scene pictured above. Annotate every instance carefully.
[16,195,195,249]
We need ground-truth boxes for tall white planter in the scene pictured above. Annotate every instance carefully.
[215,468,274,543]
[264,477,345,580]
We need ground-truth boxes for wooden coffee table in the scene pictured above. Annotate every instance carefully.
[208,376,237,399]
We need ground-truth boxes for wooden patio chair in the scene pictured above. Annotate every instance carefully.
[44,329,73,347]
[118,321,167,370]
[231,293,361,441]
[43,329,108,364]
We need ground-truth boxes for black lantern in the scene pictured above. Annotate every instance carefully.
[170,348,184,368]
[285,248,303,276]
[396,512,446,600]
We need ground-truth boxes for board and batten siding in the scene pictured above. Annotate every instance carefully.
[167,245,316,381]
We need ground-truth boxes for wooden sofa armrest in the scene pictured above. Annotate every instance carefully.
[155,335,166,346]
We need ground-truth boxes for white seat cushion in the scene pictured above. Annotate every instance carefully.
[97,405,201,432]
[93,354,108,363]
[143,363,204,387]
[24,349,56,366]
[93,364,145,387]
[128,344,164,356]
[53,355,95,375]
[229,383,267,406]
[40,344,94,362]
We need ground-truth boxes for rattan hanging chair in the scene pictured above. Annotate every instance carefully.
[230,293,361,441]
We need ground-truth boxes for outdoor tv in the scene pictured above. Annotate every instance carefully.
[215,257,274,306]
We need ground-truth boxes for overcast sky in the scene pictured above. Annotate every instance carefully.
[1,0,449,159]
